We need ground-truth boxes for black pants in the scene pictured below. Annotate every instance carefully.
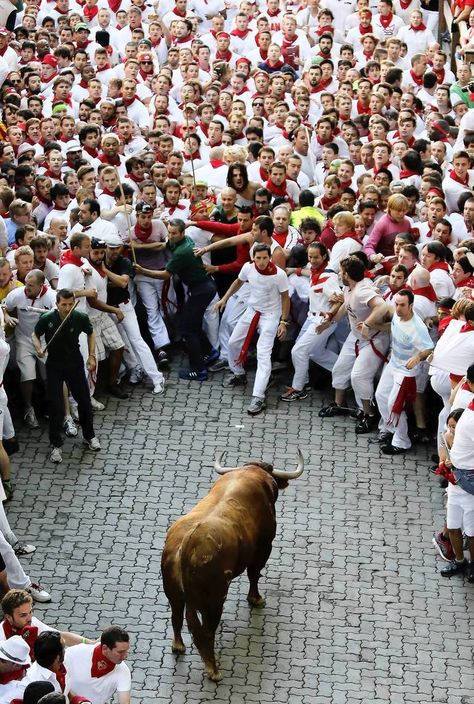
[180,278,216,371]
[46,363,95,448]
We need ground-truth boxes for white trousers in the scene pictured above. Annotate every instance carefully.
[228,308,279,399]
[291,317,338,391]
[0,387,14,441]
[0,530,30,589]
[375,365,412,449]
[332,332,389,401]
[218,294,248,361]
[431,370,452,451]
[136,279,170,350]
[203,294,220,350]
[115,301,163,386]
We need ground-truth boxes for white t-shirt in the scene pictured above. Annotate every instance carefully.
[431,319,474,376]
[238,262,288,316]
[64,643,131,704]
[3,287,56,341]
[57,261,91,312]
[345,278,381,338]
[450,402,474,470]
[389,313,433,376]
[308,268,340,317]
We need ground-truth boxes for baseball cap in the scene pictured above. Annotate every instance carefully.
[90,237,107,249]
[102,233,124,248]
[135,203,153,213]
[42,54,58,68]
[0,27,10,37]
[65,141,82,154]
[74,22,90,32]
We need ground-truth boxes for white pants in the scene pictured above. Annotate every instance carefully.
[431,370,452,451]
[115,301,163,387]
[219,294,248,361]
[228,309,279,399]
[0,530,30,589]
[203,294,220,350]
[291,317,338,391]
[423,9,438,34]
[136,279,170,350]
[332,332,389,401]
[0,387,14,441]
[375,365,412,449]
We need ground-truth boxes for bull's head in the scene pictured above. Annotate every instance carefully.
[214,449,304,487]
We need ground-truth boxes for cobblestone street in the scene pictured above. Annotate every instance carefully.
[6,366,474,704]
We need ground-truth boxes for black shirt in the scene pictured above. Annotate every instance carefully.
[106,255,133,306]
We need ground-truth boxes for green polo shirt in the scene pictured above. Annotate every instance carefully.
[34,309,93,367]
[166,235,209,287]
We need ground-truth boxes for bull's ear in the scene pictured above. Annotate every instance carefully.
[274,478,289,491]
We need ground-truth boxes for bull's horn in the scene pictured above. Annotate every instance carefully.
[272,449,304,480]
[214,452,236,474]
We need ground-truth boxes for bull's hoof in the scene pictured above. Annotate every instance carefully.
[247,594,266,608]
[205,668,222,682]
[171,639,186,654]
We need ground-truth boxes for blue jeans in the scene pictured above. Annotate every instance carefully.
[454,468,474,496]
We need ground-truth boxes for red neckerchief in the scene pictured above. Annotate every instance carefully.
[362,49,374,59]
[282,33,296,47]
[127,173,144,184]
[259,166,269,181]
[469,398,474,410]
[199,122,209,137]
[122,96,137,107]
[43,169,62,180]
[273,231,287,247]
[449,169,469,186]
[79,78,89,89]
[209,159,225,168]
[409,68,424,86]
[266,178,288,198]
[100,187,116,197]
[339,179,352,190]
[29,284,49,307]
[267,7,281,16]
[76,39,91,49]
[316,24,333,35]
[230,28,250,38]
[60,250,83,268]
[134,222,152,242]
[0,45,8,57]
[215,49,232,61]
[91,644,116,678]
[267,58,284,69]
[55,663,67,692]
[433,67,445,83]
[456,275,474,288]
[2,621,38,659]
[36,194,53,206]
[460,320,474,333]
[0,667,27,685]
[96,63,112,72]
[98,153,121,166]
[337,230,362,243]
[399,169,418,178]
[108,0,121,11]
[412,284,437,301]
[320,194,340,210]
[184,150,201,161]
[255,261,277,275]
[310,261,328,287]
[399,0,412,7]
[83,4,98,20]
[52,203,68,212]
[172,34,192,45]
[172,6,186,15]
[164,200,185,215]
[379,12,393,27]
[139,68,152,81]
[356,99,371,115]
[83,145,98,158]
[410,21,427,31]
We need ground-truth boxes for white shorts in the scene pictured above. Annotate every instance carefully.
[16,339,43,383]
[446,483,474,535]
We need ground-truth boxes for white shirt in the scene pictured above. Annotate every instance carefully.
[431,319,474,376]
[450,402,474,470]
[3,287,56,341]
[57,260,92,313]
[238,262,288,316]
[345,278,381,338]
[64,644,131,704]
[308,268,340,317]
[328,236,362,274]
[0,616,55,642]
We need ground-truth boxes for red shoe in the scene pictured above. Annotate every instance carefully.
[432,531,455,562]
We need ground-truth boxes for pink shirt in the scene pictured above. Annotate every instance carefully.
[363,213,411,258]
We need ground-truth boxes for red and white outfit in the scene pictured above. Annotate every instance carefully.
[290,264,340,390]
[64,643,131,704]
[227,261,288,399]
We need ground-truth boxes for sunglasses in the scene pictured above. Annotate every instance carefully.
[253,102,264,107]
[141,61,153,65]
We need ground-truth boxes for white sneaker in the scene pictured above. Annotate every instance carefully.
[50,447,62,463]
[84,437,101,451]
[63,415,78,437]
[24,407,39,429]
[13,541,36,556]
[153,381,165,395]
[129,367,144,384]
[90,397,105,411]
[69,400,79,421]
[27,582,51,603]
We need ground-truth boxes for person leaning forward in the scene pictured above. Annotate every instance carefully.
[31,289,101,465]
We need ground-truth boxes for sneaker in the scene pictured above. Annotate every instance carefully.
[178,369,208,381]
[84,437,101,451]
[63,416,78,437]
[467,561,474,584]
[280,387,308,402]
[432,532,455,562]
[2,479,13,503]
[203,348,220,367]
[155,349,169,368]
[23,407,39,429]
[377,431,393,444]
[414,428,431,444]
[129,367,144,385]
[90,397,105,411]
[208,358,229,373]
[247,396,266,415]
[153,381,165,395]
[223,373,247,388]
[106,384,129,400]
[318,402,349,418]
[355,414,377,434]
[50,447,62,464]
[440,558,468,577]
[13,541,36,557]
[381,444,407,455]
[69,401,79,421]
[27,582,51,603]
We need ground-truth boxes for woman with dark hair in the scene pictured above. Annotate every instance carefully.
[226,162,260,207]
[452,253,474,299]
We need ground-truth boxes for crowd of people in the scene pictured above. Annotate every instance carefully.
[0,0,471,698]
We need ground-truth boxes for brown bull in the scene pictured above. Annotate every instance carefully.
[161,450,304,681]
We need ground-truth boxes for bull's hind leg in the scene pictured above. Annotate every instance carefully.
[247,542,272,607]
[186,604,223,681]
[170,596,186,654]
